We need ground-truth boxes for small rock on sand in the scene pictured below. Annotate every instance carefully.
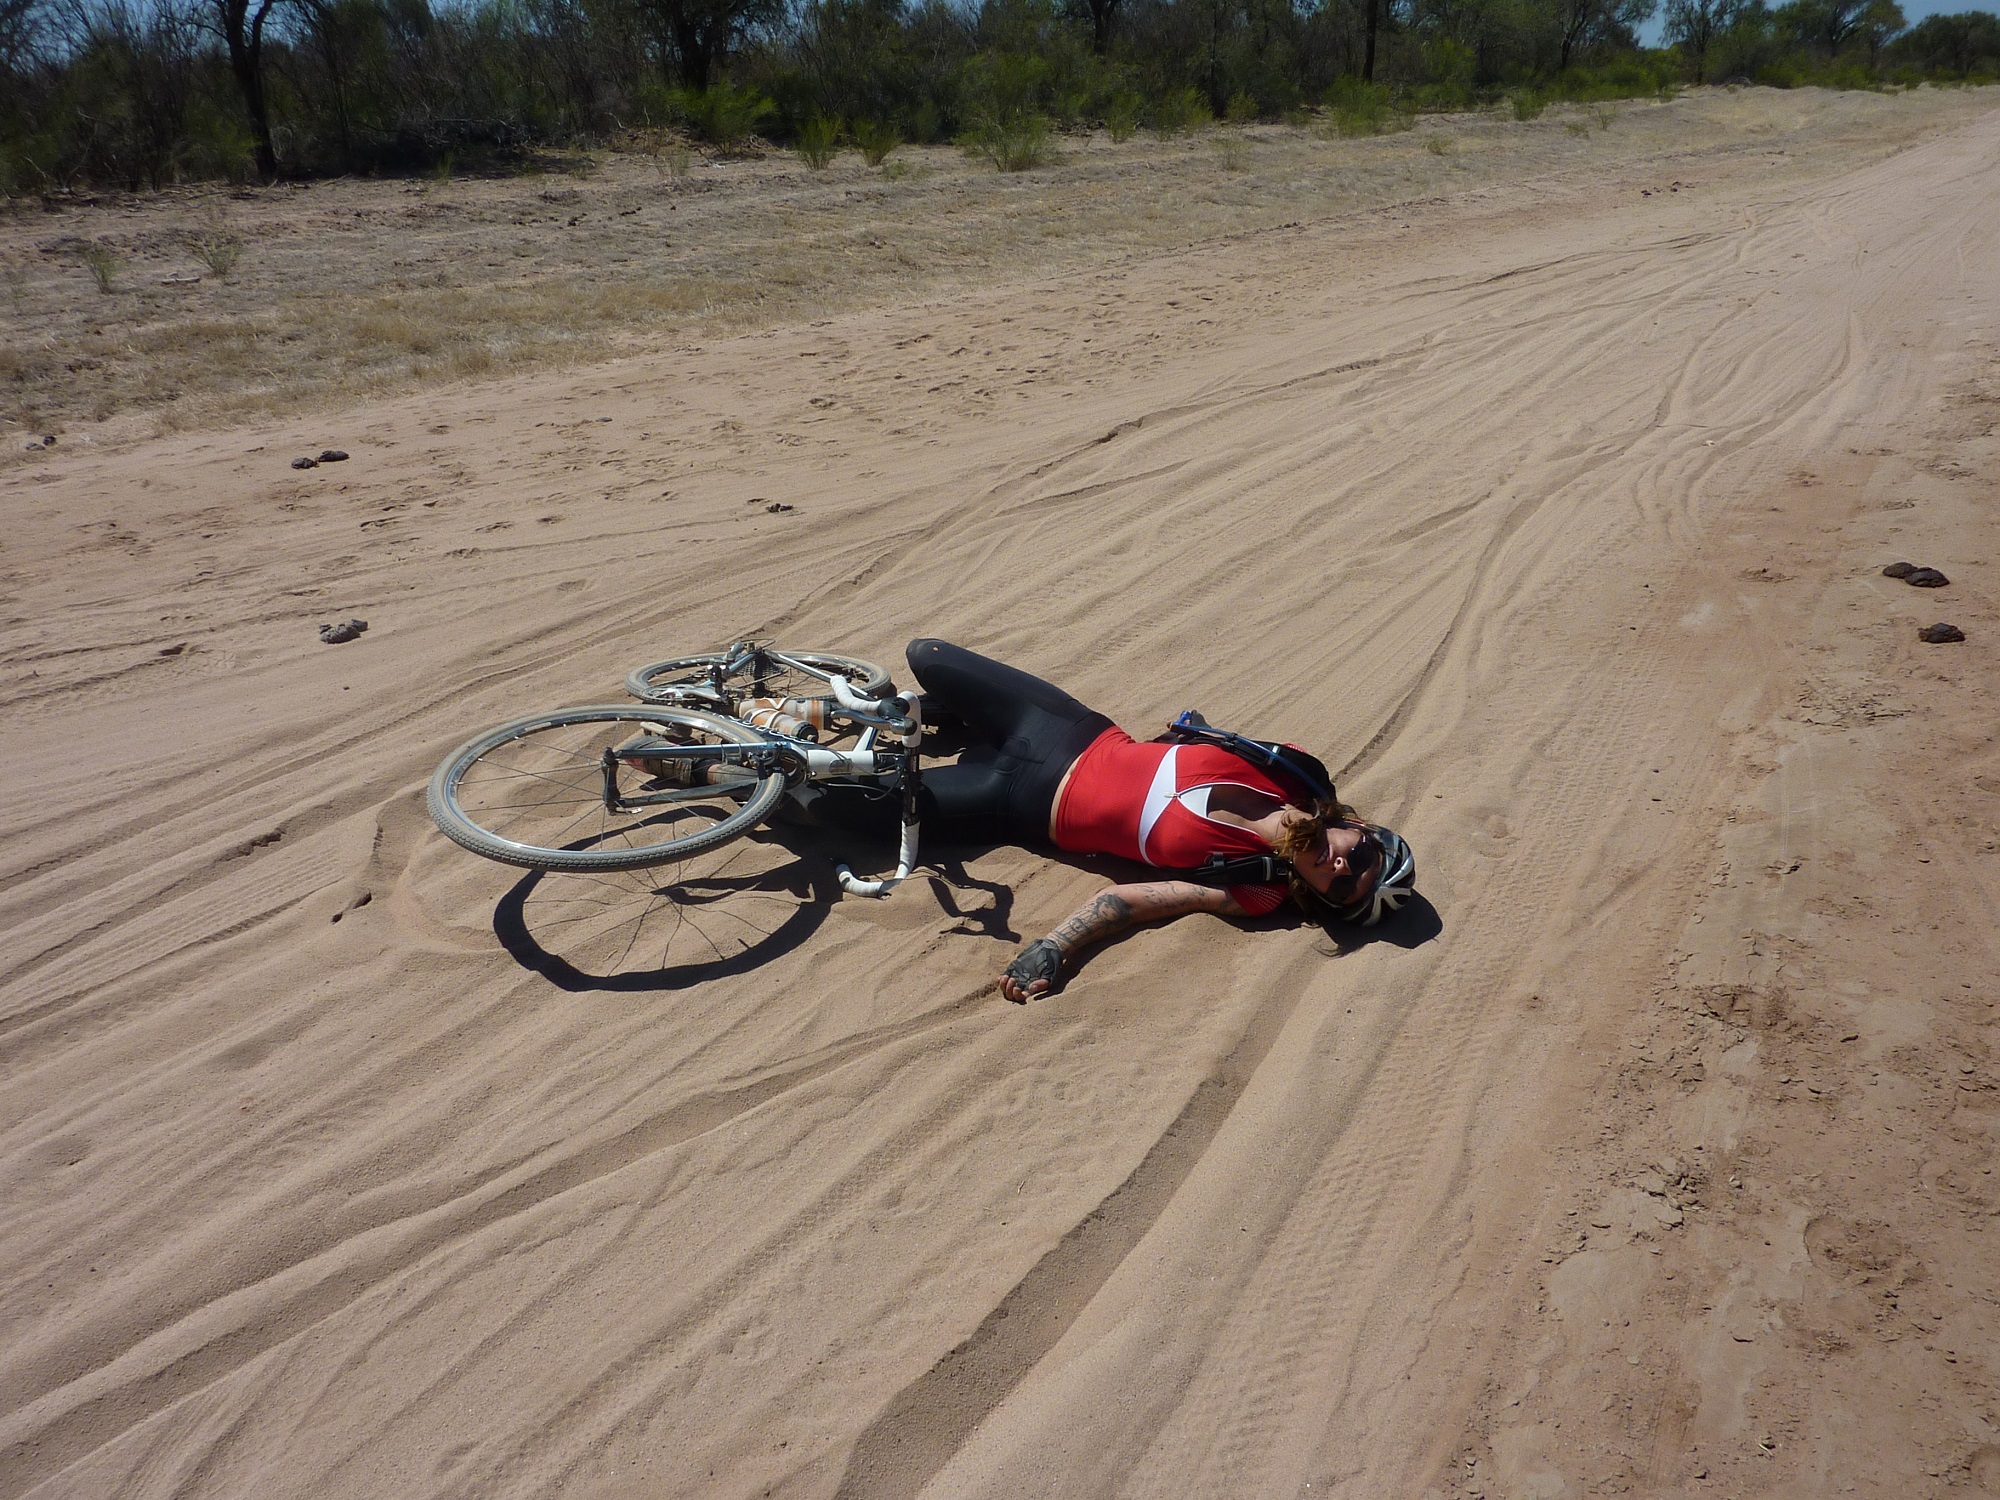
[292,456,319,470]
[1919,623,1965,644]
[1882,561,1915,578]
[318,618,368,645]
[318,449,349,462]
[766,501,794,513]
[1905,567,1950,588]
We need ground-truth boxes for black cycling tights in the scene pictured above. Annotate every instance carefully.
[798,638,1113,848]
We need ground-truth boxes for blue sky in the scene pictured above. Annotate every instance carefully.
[1637,0,2000,44]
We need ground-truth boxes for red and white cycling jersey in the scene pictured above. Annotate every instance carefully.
[1051,728,1291,915]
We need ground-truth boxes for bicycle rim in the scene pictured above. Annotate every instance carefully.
[624,649,891,707]
[428,706,786,873]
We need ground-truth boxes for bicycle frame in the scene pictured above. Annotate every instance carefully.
[622,645,926,897]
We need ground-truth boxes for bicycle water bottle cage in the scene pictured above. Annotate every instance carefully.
[1162,709,1339,809]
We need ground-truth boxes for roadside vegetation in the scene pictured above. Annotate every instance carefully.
[2,0,1998,195]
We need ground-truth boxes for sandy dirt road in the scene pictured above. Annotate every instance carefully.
[4,96,1999,1499]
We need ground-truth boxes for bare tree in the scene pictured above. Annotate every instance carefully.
[1554,0,1655,69]
[1663,0,1743,79]
[1776,0,1886,55]
[1,0,46,75]
[634,0,776,89]
[1080,0,1122,55]
[207,0,287,177]
[1856,0,1903,60]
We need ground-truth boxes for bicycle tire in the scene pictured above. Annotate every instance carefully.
[624,649,892,706]
[428,705,787,873]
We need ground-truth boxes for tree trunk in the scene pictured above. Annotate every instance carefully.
[673,17,710,89]
[219,0,279,179]
[1088,0,1116,54]
[1363,0,1378,81]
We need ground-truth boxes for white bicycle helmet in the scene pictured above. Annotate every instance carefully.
[1322,823,1416,926]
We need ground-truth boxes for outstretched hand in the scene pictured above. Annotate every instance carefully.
[999,937,1064,1004]
[993,883,1242,1003]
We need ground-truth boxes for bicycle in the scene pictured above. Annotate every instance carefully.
[427,643,927,896]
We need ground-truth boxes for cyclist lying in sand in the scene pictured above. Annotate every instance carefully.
[783,640,1415,1003]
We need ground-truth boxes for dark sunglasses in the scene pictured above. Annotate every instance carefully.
[1325,827,1383,904]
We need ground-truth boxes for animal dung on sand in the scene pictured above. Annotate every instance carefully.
[318,618,368,645]
[1884,561,1950,587]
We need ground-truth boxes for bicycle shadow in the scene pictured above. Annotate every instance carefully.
[491,824,1022,993]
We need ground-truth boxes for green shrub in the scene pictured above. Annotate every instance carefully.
[1104,91,1142,142]
[1224,91,1258,124]
[1425,132,1453,155]
[795,114,841,169]
[853,118,902,166]
[1214,133,1249,170]
[670,83,776,146]
[960,113,1053,171]
[1511,91,1546,121]
[1150,87,1212,138]
[1825,60,1881,90]
[1322,80,1411,138]
[181,102,259,185]
[907,100,945,144]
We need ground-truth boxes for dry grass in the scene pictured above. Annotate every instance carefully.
[2,86,1993,454]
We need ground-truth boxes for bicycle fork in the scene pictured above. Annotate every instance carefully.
[835,690,924,898]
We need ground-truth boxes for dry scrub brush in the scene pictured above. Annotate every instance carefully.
[78,243,122,293]
[189,208,244,279]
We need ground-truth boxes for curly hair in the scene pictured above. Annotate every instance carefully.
[1269,795,1363,918]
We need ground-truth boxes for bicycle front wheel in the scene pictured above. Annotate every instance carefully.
[624,648,891,707]
[428,706,786,873]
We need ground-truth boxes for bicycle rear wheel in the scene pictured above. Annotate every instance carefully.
[428,706,786,873]
[625,648,891,708]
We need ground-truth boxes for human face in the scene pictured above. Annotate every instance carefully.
[1292,821,1383,906]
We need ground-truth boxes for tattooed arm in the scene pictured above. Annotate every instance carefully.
[998,881,1247,1003]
